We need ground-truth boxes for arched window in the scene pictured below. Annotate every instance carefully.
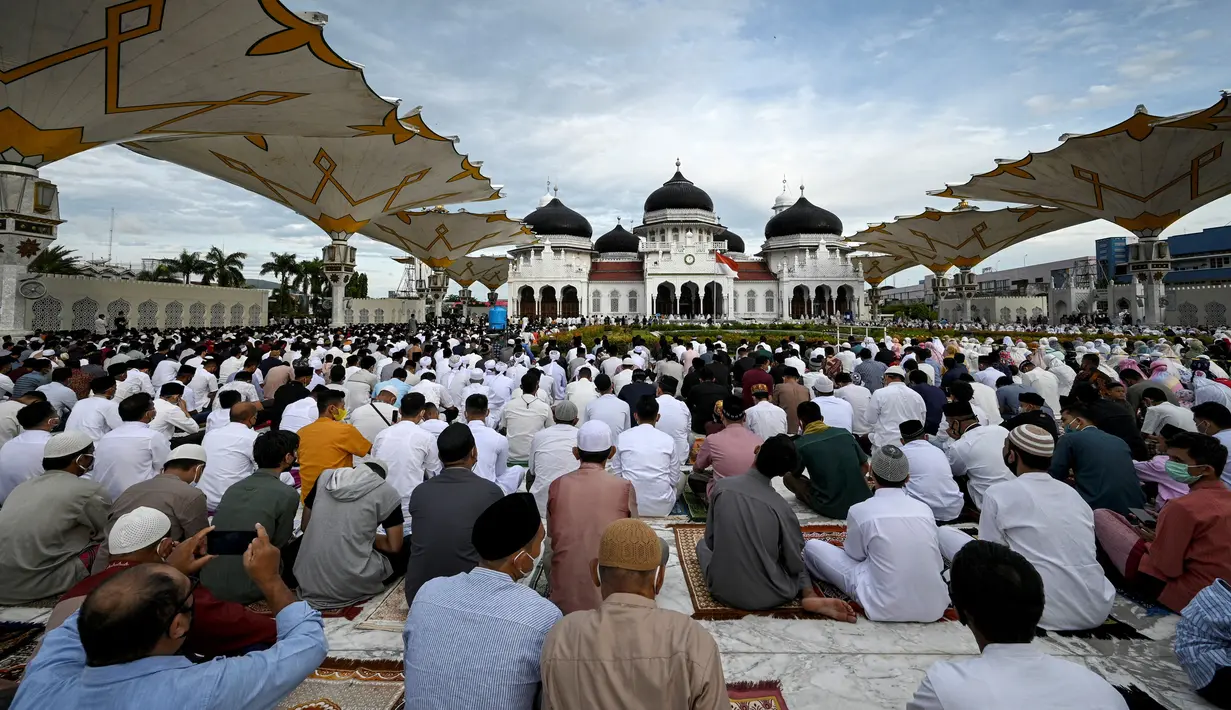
[609,290,620,312]
[591,290,602,312]
[628,290,638,312]
[746,289,757,312]
[765,290,776,313]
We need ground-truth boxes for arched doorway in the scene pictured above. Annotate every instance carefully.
[518,286,536,318]
[656,282,677,316]
[1116,297,1131,313]
[791,285,809,319]
[703,281,724,318]
[561,286,580,317]
[540,285,558,318]
[836,285,851,316]
[1054,300,1068,319]
[679,282,700,318]
[814,285,829,317]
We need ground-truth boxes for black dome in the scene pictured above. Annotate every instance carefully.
[594,223,640,253]
[523,198,592,239]
[717,228,745,253]
[764,195,843,239]
[644,167,714,213]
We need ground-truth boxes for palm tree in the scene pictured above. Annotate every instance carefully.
[261,252,302,316]
[165,249,205,284]
[28,245,84,275]
[200,246,248,287]
[136,263,177,282]
[294,258,328,318]
[345,271,369,299]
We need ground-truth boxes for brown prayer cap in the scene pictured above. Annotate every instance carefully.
[598,519,668,571]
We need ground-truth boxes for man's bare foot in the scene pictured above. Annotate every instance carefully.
[802,596,858,623]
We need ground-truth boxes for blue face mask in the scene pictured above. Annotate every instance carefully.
[1165,460,1203,485]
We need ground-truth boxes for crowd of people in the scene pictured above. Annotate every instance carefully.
[0,319,1228,708]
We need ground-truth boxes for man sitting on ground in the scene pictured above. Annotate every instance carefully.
[198,402,264,512]
[0,400,59,504]
[1176,578,1231,708]
[745,384,788,439]
[202,431,302,604]
[13,521,327,709]
[295,388,371,501]
[404,492,561,709]
[98,444,208,570]
[898,420,964,523]
[613,396,681,516]
[944,401,1014,511]
[528,401,580,517]
[690,397,762,502]
[784,402,870,519]
[541,519,727,708]
[465,394,519,494]
[585,373,630,440]
[699,434,856,620]
[1053,400,1146,517]
[907,541,1128,710]
[804,445,950,622]
[295,460,404,609]
[937,424,1115,631]
[371,392,441,541]
[547,421,638,614]
[1000,391,1058,438]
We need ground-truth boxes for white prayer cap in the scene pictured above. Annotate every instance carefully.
[577,420,613,453]
[168,444,207,463]
[622,357,635,366]
[449,354,461,365]
[110,507,171,555]
[309,357,323,369]
[484,359,496,371]
[549,351,560,361]
[811,374,834,394]
[495,362,508,372]
[44,431,94,459]
[470,368,485,381]
[343,345,352,352]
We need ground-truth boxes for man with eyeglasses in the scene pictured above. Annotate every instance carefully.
[13,521,326,709]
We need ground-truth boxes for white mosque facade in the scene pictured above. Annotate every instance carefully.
[506,165,865,323]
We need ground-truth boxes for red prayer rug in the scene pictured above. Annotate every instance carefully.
[276,658,404,710]
[728,680,790,709]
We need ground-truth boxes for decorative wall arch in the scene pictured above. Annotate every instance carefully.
[746,289,757,313]
[1206,301,1227,327]
[999,307,1011,322]
[375,308,385,323]
[137,300,159,329]
[1178,302,1198,327]
[764,289,775,314]
[71,297,99,330]
[106,299,130,325]
[359,308,370,323]
[188,302,206,327]
[608,289,619,313]
[230,303,246,326]
[210,302,226,327]
[591,289,601,313]
[248,304,262,327]
[165,301,184,328]
[31,296,62,331]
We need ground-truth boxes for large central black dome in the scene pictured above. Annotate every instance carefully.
[594,223,640,253]
[644,164,714,213]
[523,198,592,239]
[764,195,843,239]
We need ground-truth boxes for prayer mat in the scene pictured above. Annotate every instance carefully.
[0,622,45,683]
[248,600,367,621]
[683,487,709,522]
[728,680,790,710]
[669,495,691,517]
[1114,585,1175,618]
[0,593,61,610]
[354,582,408,632]
[1035,617,1148,641]
[277,657,404,710]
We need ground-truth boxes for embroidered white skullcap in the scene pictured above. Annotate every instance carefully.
[577,420,612,453]
[43,431,95,459]
[109,507,171,555]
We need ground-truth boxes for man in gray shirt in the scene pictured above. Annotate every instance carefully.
[403,423,504,607]
[696,434,856,622]
[853,349,888,394]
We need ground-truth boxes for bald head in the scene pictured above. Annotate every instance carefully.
[230,401,258,424]
[78,563,190,667]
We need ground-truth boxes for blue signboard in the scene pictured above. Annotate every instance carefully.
[488,305,507,331]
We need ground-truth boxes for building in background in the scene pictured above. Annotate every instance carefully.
[1164,226,1231,328]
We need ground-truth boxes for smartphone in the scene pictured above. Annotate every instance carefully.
[1127,508,1157,528]
[206,530,258,555]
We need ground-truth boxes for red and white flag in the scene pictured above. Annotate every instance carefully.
[716,251,738,278]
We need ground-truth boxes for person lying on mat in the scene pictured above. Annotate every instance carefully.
[804,445,950,623]
[698,434,856,621]
[1093,432,1231,613]
[404,492,561,709]
[44,508,275,658]
[907,541,1128,710]
[936,424,1115,632]
[13,521,326,710]
[541,518,727,709]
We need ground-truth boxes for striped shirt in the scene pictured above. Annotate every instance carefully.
[1176,578,1231,689]
[403,567,561,708]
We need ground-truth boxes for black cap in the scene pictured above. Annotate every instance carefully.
[899,419,926,440]
[472,492,541,561]
[943,401,974,418]
[1018,392,1045,406]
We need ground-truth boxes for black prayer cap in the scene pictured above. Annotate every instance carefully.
[1018,391,1045,406]
[943,401,974,418]
[472,492,541,561]
[899,419,926,440]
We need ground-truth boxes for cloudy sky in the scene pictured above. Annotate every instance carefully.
[41,0,1230,295]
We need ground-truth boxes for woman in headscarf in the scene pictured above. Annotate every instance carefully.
[1192,371,1231,410]
[1149,359,1184,394]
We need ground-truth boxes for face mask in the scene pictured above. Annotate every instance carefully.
[75,454,94,473]
[333,407,348,422]
[512,548,539,579]
[1165,460,1203,485]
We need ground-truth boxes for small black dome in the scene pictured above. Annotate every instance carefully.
[594,223,640,253]
[764,195,843,239]
[717,228,745,253]
[644,166,714,213]
[523,198,592,239]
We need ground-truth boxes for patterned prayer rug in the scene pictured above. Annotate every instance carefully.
[277,658,404,710]
[728,680,790,709]
[248,599,368,621]
[0,593,61,611]
[0,621,45,683]
[683,487,709,522]
[354,581,408,632]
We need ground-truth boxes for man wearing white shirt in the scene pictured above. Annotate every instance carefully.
[943,401,1014,510]
[654,376,692,466]
[835,343,856,373]
[832,372,872,439]
[805,445,950,623]
[115,363,154,401]
[1141,388,1197,436]
[149,382,201,444]
[0,402,57,505]
[410,371,452,409]
[464,395,519,494]
[150,352,181,392]
[206,390,239,432]
[197,402,261,511]
[279,389,319,434]
[89,393,171,501]
[542,353,568,402]
[371,393,441,529]
[974,356,1003,389]
[612,396,681,517]
[218,349,246,384]
[907,541,1127,710]
[898,420,964,522]
[1019,360,1061,415]
[584,374,630,441]
[611,358,636,395]
[213,371,260,410]
[745,385,788,439]
[65,377,123,442]
[527,401,581,517]
[868,366,927,449]
[418,403,447,438]
[348,386,400,445]
[36,368,77,418]
[810,377,854,432]
[0,392,41,450]
[486,365,514,425]
[566,367,599,424]
[187,358,220,413]
[500,372,553,464]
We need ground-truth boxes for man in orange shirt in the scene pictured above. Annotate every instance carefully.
[296,388,371,501]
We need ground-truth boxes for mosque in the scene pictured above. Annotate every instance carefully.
[506,163,865,323]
